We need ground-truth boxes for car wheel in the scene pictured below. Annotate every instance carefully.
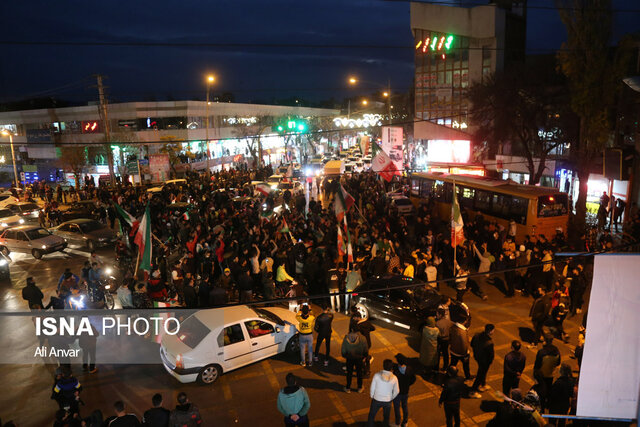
[32,249,43,260]
[0,247,9,256]
[285,334,300,355]
[355,303,369,321]
[197,364,221,385]
[87,240,95,251]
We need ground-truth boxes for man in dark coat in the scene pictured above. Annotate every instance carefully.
[439,366,466,427]
[503,340,526,395]
[393,354,416,427]
[529,288,551,346]
[470,324,495,398]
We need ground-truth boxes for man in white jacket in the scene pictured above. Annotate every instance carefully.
[367,359,399,426]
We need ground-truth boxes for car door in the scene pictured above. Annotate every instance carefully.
[365,285,392,319]
[67,224,85,246]
[15,231,33,253]
[0,230,18,252]
[54,224,74,244]
[385,290,414,331]
[216,323,253,372]
[244,319,279,361]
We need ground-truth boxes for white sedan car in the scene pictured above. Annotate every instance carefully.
[161,305,300,384]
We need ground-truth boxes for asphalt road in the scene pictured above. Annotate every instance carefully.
[0,247,586,426]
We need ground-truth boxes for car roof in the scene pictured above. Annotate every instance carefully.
[10,202,38,206]
[194,305,258,326]
[358,275,420,290]
[63,219,97,224]
[4,225,43,231]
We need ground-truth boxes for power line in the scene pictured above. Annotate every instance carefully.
[386,0,640,13]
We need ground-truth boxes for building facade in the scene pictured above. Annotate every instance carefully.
[0,101,338,185]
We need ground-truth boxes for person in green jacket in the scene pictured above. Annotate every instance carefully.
[277,373,311,427]
[419,317,440,377]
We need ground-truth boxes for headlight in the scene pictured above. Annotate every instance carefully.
[18,219,24,224]
[0,259,7,266]
[99,237,107,242]
[0,223,6,228]
[105,267,113,275]
[41,245,47,249]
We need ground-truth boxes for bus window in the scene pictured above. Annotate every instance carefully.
[411,179,420,196]
[538,194,568,217]
[460,187,475,208]
[434,180,445,200]
[492,194,512,219]
[443,182,453,203]
[510,197,529,224]
[475,190,492,211]
[420,179,434,197]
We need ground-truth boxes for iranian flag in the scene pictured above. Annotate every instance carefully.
[451,183,465,247]
[371,142,396,182]
[114,203,136,226]
[255,183,272,197]
[134,203,152,271]
[337,224,346,257]
[334,184,355,222]
[344,216,353,264]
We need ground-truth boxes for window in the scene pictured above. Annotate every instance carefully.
[0,209,13,219]
[25,229,50,240]
[492,194,512,219]
[79,221,104,232]
[389,290,409,306]
[411,179,420,196]
[460,187,475,208]
[510,197,529,224]
[537,194,568,217]
[475,190,492,211]
[177,316,212,349]
[420,179,434,197]
[217,324,245,347]
[17,232,30,241]
[244,320,275,338]
[3,230,16,239]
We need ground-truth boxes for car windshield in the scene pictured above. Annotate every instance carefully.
[0,209,14,218]
[79,221,104,232]
[279,183,293,189]
[252,307,284,325]
[24,228,51,240]
[177,315,211,349]
[394,199,412,205]
[19,204,39,211]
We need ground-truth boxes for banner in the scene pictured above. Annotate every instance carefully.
[382,126,404,174]
[149,153,170,181]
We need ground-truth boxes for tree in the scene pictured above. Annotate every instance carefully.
[556,0,633,236]
[469,64,573,185]
[159,135,188,175]
[231,116,273,168]
[58,146,87,188]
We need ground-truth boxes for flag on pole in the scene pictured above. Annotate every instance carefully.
[255,182,272,197]
[344,216,353,264]
[371,142,396,182]
[114,203,136,226]
[134,203,152,272]
[334,184,355,222]
[337,224,346,257]
[451,183,465,247]
[359,135,371,156]
[280,218,296,243]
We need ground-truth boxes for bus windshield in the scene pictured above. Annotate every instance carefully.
[537,194,568,217]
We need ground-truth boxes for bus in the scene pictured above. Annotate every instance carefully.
[410,172,569,242]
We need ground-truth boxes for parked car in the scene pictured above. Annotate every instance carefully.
[146,178,188,193]
[0,192,20,209]
[161,305,300,384]
[50,219,117,251]
[0,225,67,259]
[6,202,42,223]
[277,181,304,196]
[0,253,10,280]
[349,275,470,332]
[0,208,25,229]
[58,201,101,222]
[390,195,415,216]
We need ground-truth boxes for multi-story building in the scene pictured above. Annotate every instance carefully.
[0,101,338,184]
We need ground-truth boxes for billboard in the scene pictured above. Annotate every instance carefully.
[382,126,404,174]
[149,153,170,181]
[427,139,470,164]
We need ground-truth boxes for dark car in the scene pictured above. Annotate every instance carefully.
[59,201,101,222]
[50,219,117,251]
[349,275,470,332]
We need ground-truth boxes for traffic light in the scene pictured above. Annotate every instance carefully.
[273,118,307,134]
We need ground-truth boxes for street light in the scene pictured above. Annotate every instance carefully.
[205,74,216,172]
[0,130,19,189]
[362,99,368,106]
[346,75,392,123]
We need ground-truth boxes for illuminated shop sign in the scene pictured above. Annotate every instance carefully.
[333,114,383,128]
[415,34,455,53]
[427,139,471,164]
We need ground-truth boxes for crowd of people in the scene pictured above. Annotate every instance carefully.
[8,165,640,426]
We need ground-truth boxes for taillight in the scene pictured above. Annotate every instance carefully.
[176,354,184,369]
[352,293,358,297]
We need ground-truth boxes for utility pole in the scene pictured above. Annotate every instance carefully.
[96,74,115,184]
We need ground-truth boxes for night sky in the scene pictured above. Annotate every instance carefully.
[0,0,638,106]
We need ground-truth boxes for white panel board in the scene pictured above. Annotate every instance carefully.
[576,254,640,419]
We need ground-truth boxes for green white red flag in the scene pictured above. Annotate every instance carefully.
[114,203,136,226]
[134,203,152,271]
[371,142,396,182]
[255,183,272,196]
[344,216,353,264]
[451,183,465,247]
[334,184,355,222]
[337,224,346,257]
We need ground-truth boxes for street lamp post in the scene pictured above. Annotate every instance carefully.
[205,75,215,173]
[1,130,19,189]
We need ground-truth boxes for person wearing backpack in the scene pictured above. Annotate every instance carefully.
[341,325,369,393]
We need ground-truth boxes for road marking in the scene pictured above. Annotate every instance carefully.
[263,360,282,392]
[327,391,355,424]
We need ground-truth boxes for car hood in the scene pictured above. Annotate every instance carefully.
[0,215,23,225]
[34,234,66,245]
[262,307,299,327]
[87,228,117,239]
